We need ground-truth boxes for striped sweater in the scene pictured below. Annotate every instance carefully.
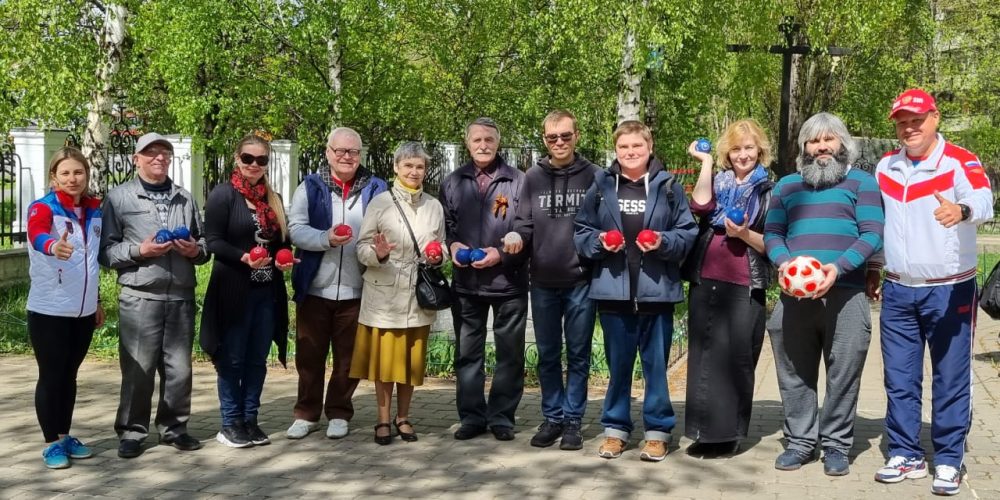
[764,168,884,289]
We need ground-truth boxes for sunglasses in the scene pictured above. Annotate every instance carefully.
[543,132,575,144]
[239,153,269,166]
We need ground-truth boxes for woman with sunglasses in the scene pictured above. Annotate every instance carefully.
[26,147,103,468]
[349,141,447,445]
[201,133,293,448]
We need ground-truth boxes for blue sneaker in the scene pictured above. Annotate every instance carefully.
[874,455,928,483]
[774,448,814,470]
[822,448,850,476]
[42,442,70,469]
[61,436,93,459]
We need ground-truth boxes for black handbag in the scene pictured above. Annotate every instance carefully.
[390,194,452,311]
[980,260,1000,319]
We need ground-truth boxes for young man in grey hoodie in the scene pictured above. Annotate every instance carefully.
[286,127,387,440]
[504,110,598,450]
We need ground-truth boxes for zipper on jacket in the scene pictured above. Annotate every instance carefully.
[79,216,89,317]
[58,268,63,285]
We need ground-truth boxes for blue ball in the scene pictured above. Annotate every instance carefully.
[696,138,712,153]
[171,225,190,241]
[154,229,174,244]
[456,248,472,265]
[725,207,745,225]
[470,248,487,262]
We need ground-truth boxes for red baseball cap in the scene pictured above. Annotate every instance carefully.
[889,88,937,119]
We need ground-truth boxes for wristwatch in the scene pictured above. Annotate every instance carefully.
[959,204,971,222]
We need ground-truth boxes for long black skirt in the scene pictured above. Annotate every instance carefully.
[683,278,766,442]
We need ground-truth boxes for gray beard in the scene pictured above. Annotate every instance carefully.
[799,149,850,188]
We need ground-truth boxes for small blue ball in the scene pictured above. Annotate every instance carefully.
[456,248,472,265]
[171,225,190,240]
[470,248,487,262]
[725,207,745,225]
[154,229,174,244]
[696,138,712,153]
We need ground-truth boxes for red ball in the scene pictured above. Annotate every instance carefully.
[604,230,624,247]
[637,229,658,246]
[333,224,353,238]
[275,248,294,266]
[424,241,443,258]
[249,246,269,261]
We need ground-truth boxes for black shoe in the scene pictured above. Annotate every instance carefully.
[715,440,740,456]
[822,448,850,476]
[374,423,393,445]
[245,421,271,446]
[775,448,815,471]
[686,441,715,457]
[559,421,584,451]
[453,424,487,440]
[117,439,142,459]
[394,418,418,442]
[216,426,252,448]
[530,421,563,448]
[490,426,515,441]
[160,433,202,451]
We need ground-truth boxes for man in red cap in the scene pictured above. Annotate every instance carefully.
[870,89,993,495]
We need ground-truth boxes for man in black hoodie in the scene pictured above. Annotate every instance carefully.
[440,117,528,441]
[504,110,599,450]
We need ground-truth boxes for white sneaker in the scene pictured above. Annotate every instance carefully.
[286,419,320,439]
[327,419,349,439]
[931,465,961,496]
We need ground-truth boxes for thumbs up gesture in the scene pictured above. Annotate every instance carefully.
[52,231,74,260]
[933,191,962,228]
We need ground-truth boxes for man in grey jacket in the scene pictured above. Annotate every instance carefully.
[286,127,387,440]
[99,133,210,459]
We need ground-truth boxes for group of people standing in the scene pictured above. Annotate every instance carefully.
[24,87,991,497]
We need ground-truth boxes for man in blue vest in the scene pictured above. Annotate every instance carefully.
[286,127,387,440]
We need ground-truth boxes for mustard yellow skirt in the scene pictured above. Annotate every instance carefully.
[349,325,430,386]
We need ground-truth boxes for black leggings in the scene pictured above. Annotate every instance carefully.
[28,311,95,442]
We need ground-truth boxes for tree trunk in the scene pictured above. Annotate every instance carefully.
[616,25,641,125]
[82,3,127,194]
[326,26,342,129]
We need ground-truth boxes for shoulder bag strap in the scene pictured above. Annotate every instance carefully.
[390,193,423,259]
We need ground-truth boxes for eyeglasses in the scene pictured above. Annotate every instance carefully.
[328,146,362,159]
[139,148,172,159]
[543,132,575,144]
[239,153,269,166]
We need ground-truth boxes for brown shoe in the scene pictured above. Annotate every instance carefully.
[640,440,667,462]
[598,437,626,459]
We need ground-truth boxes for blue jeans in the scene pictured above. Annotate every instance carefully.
[531,285,596,423]
[598,310,675,442]
[217,286,275,426]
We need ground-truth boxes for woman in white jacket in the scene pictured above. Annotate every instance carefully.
[349,142,448,445]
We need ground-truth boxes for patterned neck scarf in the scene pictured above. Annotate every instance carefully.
[230,171,278,240]
[710,164,769,229]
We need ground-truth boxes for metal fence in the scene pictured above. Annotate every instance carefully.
[0,138,25,246]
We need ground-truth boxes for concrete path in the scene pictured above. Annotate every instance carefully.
[2,307,1000,499]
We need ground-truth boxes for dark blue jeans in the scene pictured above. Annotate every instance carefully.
[216,286,275,426]
[531,285,596,423]
[598,310,675,442]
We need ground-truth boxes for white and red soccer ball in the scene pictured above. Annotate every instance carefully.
[780,255,826,298]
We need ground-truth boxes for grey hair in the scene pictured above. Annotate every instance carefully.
[327,127,362,147]
[393,141,431,166]
[464,117,501,142]
[796,112,858,168]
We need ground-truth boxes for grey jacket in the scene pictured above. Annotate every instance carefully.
[99,177,210,300]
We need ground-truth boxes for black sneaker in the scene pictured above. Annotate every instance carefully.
[775,448,815,471]
[216,425,253,448]
[559,421,584,451]
[117,439,142,459]
[530,421,563,448]
[822,448,849,476]
[490,426,515,441]
[245,421,271,446]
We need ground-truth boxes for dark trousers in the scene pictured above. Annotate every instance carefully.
[115,295,195,442]
[453,293,528,429]
[684,279,766,442]
[531,285,596,423]
[216,286,275,426]
[293,296,361,422]
[28,311,95,442]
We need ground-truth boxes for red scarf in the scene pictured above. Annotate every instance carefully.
[230,171,279,240]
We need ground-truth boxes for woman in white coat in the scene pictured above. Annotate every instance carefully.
[349,142,448,445]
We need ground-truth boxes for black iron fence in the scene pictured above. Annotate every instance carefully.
[0,138,24,246]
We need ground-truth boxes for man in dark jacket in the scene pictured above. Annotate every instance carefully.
[286,127,387,440]
[440,117,528,441]
[504,110,598,450]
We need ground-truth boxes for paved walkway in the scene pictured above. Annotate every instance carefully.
[2,307,1000,499]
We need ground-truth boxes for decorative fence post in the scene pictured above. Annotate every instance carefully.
[164,135,203,207]
[11,127,70,234]
[270,140,299,210]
